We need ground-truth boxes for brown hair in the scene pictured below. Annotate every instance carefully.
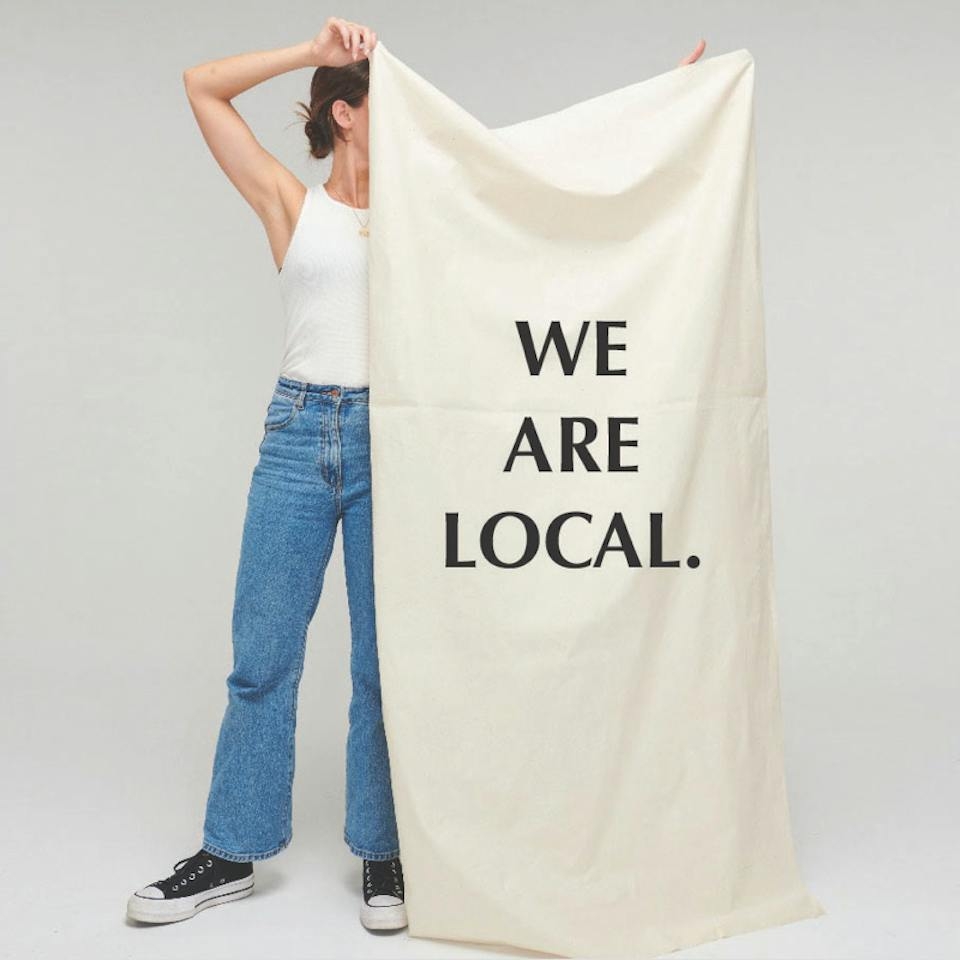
[294,60,370,159]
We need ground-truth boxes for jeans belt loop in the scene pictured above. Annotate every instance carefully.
[296,385,306,409]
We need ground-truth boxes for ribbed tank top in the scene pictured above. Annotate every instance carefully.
[276,182,369,386]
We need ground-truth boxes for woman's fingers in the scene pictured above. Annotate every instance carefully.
[346,22,366,59]
[331,17,351,51]
[678,38,706,66]
[321,17,377,61]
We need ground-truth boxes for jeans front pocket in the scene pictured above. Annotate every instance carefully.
[263,389,301,433]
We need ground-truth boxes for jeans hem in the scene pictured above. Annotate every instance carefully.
[202,834,291,863]
[344,829,400,861]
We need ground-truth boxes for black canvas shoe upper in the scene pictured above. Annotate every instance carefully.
[363,856,404,904]
[144,849,253,901]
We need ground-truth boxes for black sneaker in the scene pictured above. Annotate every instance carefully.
[127,848,254,924]
[360,856,407,930]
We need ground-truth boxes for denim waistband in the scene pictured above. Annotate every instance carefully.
[276,375,369,402]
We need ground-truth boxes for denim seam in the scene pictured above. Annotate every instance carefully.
[283,629,306,841]
[317,405,328,487]
[332,397,343,502]
[284,515,339,839]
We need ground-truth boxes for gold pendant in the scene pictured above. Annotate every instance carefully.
[359,227,369,237]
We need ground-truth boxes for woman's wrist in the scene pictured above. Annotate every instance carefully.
[302,35,342,68]
[266,40,319,74]
[292,39,323,69]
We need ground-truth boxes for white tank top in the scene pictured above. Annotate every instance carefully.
[276,182,369,386]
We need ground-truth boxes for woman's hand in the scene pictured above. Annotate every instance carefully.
[677,39,706,66]
[308,17,378,67]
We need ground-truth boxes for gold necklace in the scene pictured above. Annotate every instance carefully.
[325,182,370,237]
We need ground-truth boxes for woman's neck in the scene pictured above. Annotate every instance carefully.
[325,150,369,208]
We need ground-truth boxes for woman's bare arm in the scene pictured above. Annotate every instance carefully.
[182,17,377,270]
[182,40,316,219]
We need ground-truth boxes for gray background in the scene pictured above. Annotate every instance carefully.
[2,1,957,958]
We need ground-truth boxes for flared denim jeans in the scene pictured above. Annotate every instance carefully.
[201,377,400,863]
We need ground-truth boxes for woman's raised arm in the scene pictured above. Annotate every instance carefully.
[183,40,314,218]
[182,17,377,256]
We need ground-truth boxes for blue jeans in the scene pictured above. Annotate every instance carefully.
[201,376,400,863]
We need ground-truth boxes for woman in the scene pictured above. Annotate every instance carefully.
[126,16,405,932]
[125,18,706,932]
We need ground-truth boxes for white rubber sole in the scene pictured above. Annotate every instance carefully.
[360,900,408,931]
[127,876,254,924]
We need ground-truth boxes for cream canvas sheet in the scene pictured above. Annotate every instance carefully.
[367,42,823,958]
